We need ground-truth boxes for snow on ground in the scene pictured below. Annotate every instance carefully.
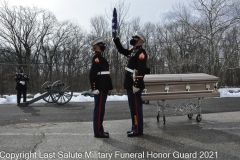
[0,88,239,105]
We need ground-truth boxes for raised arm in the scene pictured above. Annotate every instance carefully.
[113,37,131,57]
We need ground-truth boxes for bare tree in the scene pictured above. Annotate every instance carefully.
[173,0,240,75]
[0,2,56,92]
[0,2,55,66]
[40,21,72,81]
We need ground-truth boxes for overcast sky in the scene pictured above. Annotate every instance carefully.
[7,0,191,30]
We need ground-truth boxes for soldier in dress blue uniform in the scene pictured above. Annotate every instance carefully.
[89,37,113,138]
[113,31,147,137]
[15,66,29,106]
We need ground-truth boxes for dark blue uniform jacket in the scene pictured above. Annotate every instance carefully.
[113,38,147,89]
[89,52,113,91]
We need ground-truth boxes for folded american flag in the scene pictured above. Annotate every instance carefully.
[112,8,117,38]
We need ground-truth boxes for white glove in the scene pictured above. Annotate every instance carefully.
[20,81,25,85]
[133,86,140,93]
[92,90,99,95]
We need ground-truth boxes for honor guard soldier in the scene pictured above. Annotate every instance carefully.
[89,37,113,138]
[113,31,147,137]
[15,66,29,106]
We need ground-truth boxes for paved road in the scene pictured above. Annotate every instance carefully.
[1,97,240,126]
[0,97,240,160]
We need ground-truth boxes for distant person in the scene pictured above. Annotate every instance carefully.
[89,37,113,138]
[113,31,148,137]
[15,66,29,106]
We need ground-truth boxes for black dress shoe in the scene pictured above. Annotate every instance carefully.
[127,131,143,137]
[95,133,109,138]
[104,132,109,135]
[127,131,132,134]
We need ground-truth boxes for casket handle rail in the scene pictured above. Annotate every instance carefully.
[165,84,169,93]
[206,83,210,90]
[214,83,218,91]
[186,84,190,91]
[143,90,214,95]
[143,89,147,94]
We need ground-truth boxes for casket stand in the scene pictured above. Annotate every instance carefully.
[142,73,220,124]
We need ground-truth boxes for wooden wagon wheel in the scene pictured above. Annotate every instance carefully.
[40,81,54,103]
[50,80,73,105]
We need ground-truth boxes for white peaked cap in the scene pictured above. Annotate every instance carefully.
[90,37,105,46]
[132,31,146,42]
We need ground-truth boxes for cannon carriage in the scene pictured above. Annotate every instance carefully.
[19,80,73,107]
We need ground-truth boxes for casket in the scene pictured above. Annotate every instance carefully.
[142,73,220,101]
[142,73,220,124]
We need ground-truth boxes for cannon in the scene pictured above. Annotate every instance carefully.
[19,80,73,107]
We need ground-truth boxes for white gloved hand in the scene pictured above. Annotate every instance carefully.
[92,90,99,95]
[133,86,140,93]
[19,81,25,85]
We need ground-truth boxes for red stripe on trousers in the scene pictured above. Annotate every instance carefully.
[98,92,103,135]
[134,94,139,134]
